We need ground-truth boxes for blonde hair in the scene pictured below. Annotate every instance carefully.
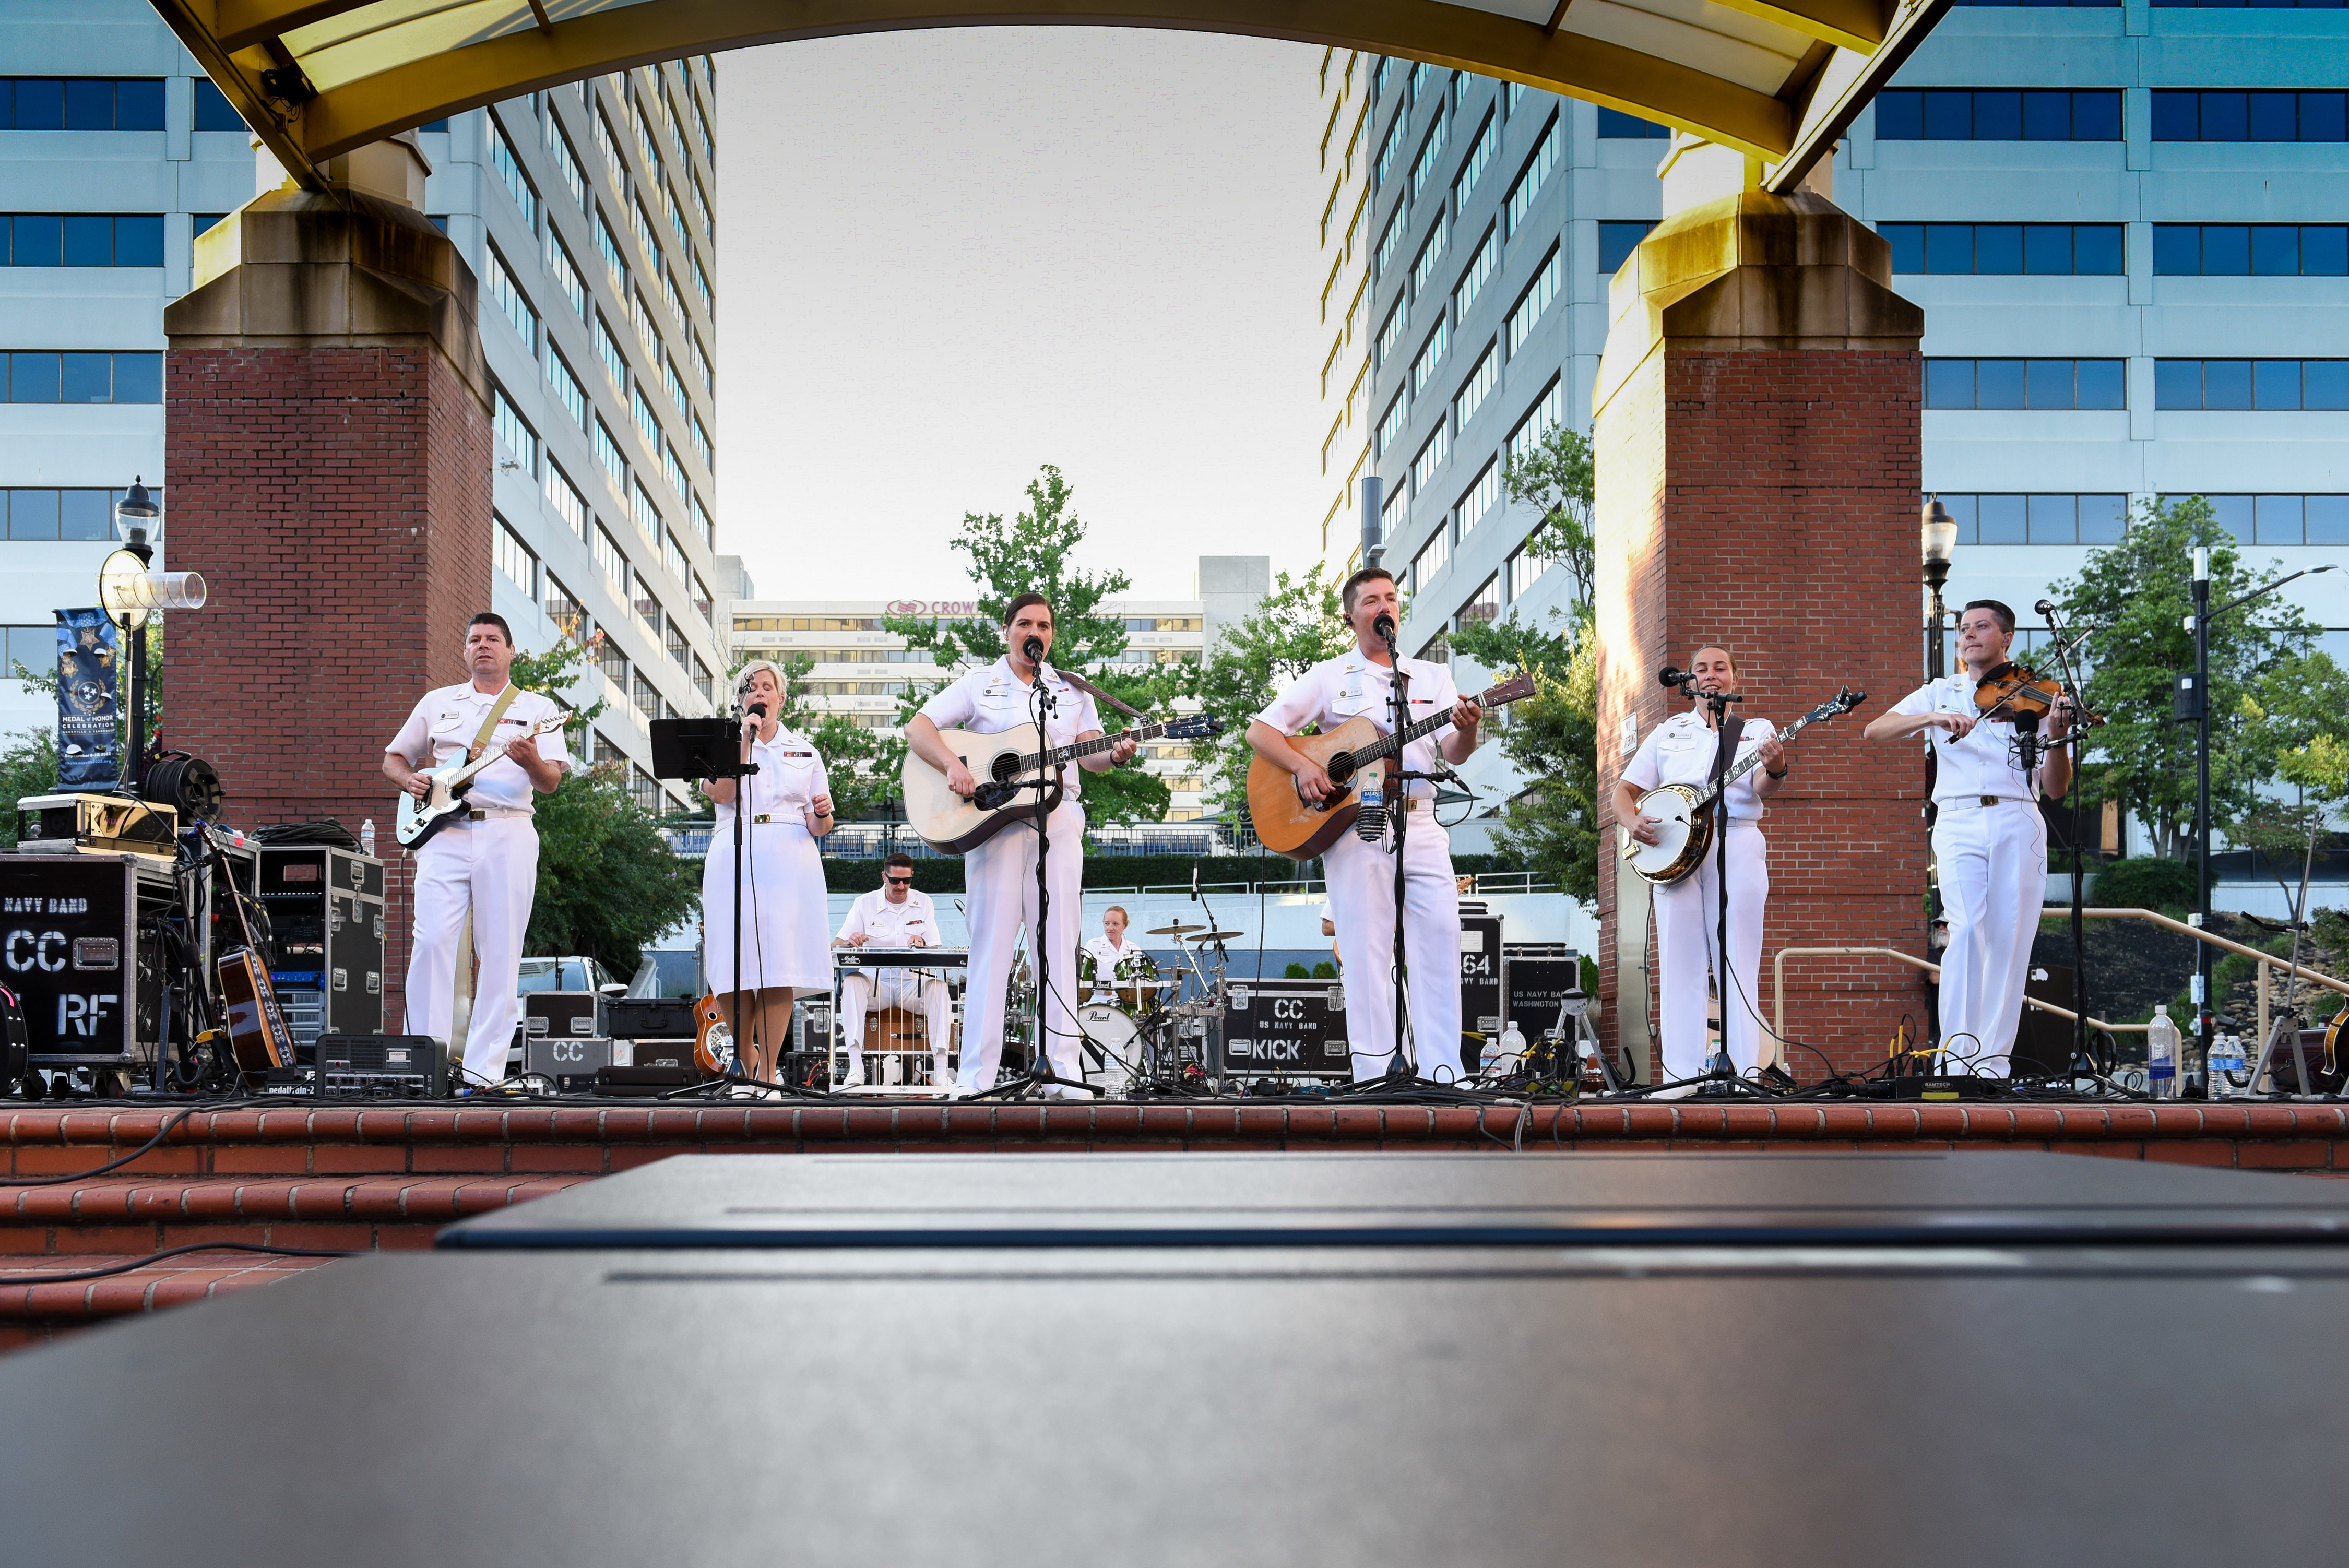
[735,660,787,703]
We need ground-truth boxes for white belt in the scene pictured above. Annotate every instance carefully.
[1937,795,2029,812]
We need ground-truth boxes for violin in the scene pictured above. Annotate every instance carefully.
[1972,662,2100,729]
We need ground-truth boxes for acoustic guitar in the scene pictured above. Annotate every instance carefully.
[903,715,1223,853]
[217,866,295,1078]
[1246,672,1536,861]
[1617,687,1862,886]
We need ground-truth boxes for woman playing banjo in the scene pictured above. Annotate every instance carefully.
[1610,646,1790,1089]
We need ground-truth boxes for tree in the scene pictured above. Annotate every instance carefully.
[882,466,1176,828]
[2049,495,2317,859]
[509,637,702,973]
[1499,422,1596,610]
[0,728,58,848]
[1176,563,1354,823]
[1450,604,1600,904]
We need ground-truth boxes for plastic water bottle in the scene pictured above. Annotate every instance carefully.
[2147,1004,2179,1100]
[1355,770,1386,843]
[2208,1032,2242,1102]
[359,818,376,857]
[1497,1020,1526,1075]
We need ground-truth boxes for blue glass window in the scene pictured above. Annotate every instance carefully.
[57,490,112,540]
[113,214,161,267]
[1926,359,2126,410]
[8,79,63,129]
[2209,496,2253,544]
[2077,360,2126,409]
[8,352,60,402]
[1595,109,1669,138]
[1978,494,2027,543]
[2307,227,2349,276]
[2024,224,2072,274]
[2253,360,2302,409]
[2156,90,2349,141]
[2204,361,2253,408]
[2307,361,2349,409]
[1925,359,1973,408]
[1979,360,2027,408]
[193,79,244,132]
[2308,496,2349,545]
[7,215,61,267]
[2203,226,2250,275]
[1928,223,1976,272]
[1597,221,1655,273]
[2152,226,2200,276]
[1878,89,2121,141]
[60,214,109,267]
[60,352,111,403]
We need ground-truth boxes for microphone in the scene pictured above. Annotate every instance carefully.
[1372,612,1396,644]
[747,702,768,718]
[1191,865,1200,902]
[2035,599,2056,620]
[1659,665,1691,690]
[1022,635,1044,663]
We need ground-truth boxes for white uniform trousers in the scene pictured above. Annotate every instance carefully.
[1931,800,2046,1074]
[404,815,539,1089]
[1324,812,1465,1084]
[1651,819,1769,1083]
[958,797,1087,1093]
[839,969,953,1085]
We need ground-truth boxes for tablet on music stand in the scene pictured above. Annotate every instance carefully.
[649,717,751,781]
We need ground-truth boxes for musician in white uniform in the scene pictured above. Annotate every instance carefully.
[1246,567,1483,1084]
[1612,646,1789,1086]
[1865,600,2072,1073]
[834,852,953,1089]
[906,594,1138,1095]
[701,660,836,1084]
[1082,905,1140,1000]
[383,613,571,1090]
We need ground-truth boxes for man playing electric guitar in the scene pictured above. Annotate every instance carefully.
[1245,567,1482,1084]
[904,594,1139,1095]
[383,613,571,1090]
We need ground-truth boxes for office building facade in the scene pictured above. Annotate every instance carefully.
[1333,5,2349,854]
[1,1,725,818]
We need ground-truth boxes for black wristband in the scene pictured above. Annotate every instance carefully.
[1765,765,1789,780]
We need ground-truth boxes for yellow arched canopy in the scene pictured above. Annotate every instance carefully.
[148,0,1949,194]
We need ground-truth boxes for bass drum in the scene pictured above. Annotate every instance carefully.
[1076,1002,1142,1095]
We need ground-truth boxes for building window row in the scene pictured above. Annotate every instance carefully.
[0,214,164,268]
[1934,493,2128,546]
[2154,90,2349,144]
[1925,358,2125,409]
[495,515,538,595]
[2153,224,2349,277]
[1504,115,1562,237]
[2201,493,2349,545]
[1,486,149,541]
[3,350,162,404]
[1873,89,2122,142]
[1882,222,2122,276]
[1598,221,1656,275]
[0,78,165,132]
[2155,358,2349,410]
[1506,246,1563,355]
[1597,109,1671,139]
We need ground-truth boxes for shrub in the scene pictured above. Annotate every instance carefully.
[2093,856,2198,914]
[1283,961,1311,978]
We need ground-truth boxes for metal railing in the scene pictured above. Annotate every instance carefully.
[1765,907,2349,1068]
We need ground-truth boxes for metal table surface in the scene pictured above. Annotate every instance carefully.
[0,1241,2342,1564]
[441,1149,2349,1250]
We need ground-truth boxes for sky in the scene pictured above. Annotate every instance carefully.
[713,27,1333,605]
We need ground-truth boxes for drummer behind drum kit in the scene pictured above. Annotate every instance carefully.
[1070,920,1255,1094]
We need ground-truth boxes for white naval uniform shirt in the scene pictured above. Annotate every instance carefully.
[385,681,572,814]
[717,727,828,830]
[1255,651,1461,799]
[837,887,942,948]
[919,658,1105,798]
[1890,673,2037,803]
[1620,711,1777,821]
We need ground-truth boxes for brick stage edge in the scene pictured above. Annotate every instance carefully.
[5,1100,2347,1349]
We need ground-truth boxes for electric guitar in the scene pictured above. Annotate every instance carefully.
[395,713,567,851]
[1247,672,1537,861]
[903,715,1224,853]
[1618,687,1864,886]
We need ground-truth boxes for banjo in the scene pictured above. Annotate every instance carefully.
[1619,687,1864,886]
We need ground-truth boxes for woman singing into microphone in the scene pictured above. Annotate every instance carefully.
[701,661,835,1083]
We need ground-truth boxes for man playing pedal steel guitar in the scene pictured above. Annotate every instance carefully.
[382,613,570,1091]
[834,852,953,1089]
[904,594,1138,1095]
[1245,567,1482,1084]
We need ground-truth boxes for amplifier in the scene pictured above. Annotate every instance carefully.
[1457,906,1504,1071]
[0,851,170,1068]
[257,846,385,1047]
[524,991,604,1039]
[1503,945,1584,1042]
[607,997,697,1039]
[592,1065,698,1098]
[14,792,176,857]
[522,1036,630,1089]
[1219,980,1350,1078]
[317,1033,446,1097]
[623,1039,695,1073]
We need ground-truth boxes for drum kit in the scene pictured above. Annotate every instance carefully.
[1070,920,1244,1095]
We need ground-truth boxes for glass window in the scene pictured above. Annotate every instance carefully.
[193,79,243,132]
[2304,91,2349,143]
[112,352,160,402]
[2027,494,2076,543]
[2203,361,2253,409]
[2250,225,2300,278]
[2307,495,2349,546]
[60,213,109,267]
[1925,359,1973,408]
[8,351,60,402]
[114,213,161,267]
[1925,89,1975,139]
[2155,359,2202,409]
[2305,360,2349,410]
[2152,226,2199,276]
[2151,91,2199,142]
[1597,221,1653,274]
[2021,91,2071,141]
[2080,494,2128,544]
[63,78,114,131]
[2306,227,2349,277]
[2208,495,2252,543]
[1874,90,1923,140]
[9,79,63,129]
[8,489,58,539]
[2249,91,2299,143]
[1969,223,2019,272]
[2071,91,2122,141]
[2075,225,2123,275]
[59,490,111,540]
[2202,225,2250,275]
[1978,494,2027,544]
[2023,224,2072,274]
[2253,360,2301,410]
[1940,493,1977,546]
[8,214,60,266]
[2024,360,2071,409]
[1882,223,1924,274]
[60,352,110,403]
[2255,494,2304,544]
[2077,360,2125,409]
[1596,109,1669,138]
[2202,91,2249,142]
[1977,359,2026,408]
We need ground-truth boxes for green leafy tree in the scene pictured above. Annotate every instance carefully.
[1450,604,1600,904]
[883,466,1176,828]
[1499,423,1596,610]
[509,637,701,973]
[1175,563,1354,824]
[2049,495,2317,859]
[0,729,58,848]
[2238,723,2349,916]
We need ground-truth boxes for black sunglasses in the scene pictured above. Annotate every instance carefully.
[885,874,913,885]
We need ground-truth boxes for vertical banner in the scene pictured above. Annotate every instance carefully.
[54,609,120,789]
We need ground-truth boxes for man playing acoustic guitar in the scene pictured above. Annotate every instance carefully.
[1245,568,1482,1084]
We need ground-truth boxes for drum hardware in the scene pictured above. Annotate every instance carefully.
[1145,922,1206,939]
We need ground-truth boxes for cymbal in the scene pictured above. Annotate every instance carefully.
[1146,922,1206,936]
[1182,930,1245,944]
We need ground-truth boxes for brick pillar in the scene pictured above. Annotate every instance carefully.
[1592,189,1928,1080]
[162,173,491,1029]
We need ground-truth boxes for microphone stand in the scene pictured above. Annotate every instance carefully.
[1700,685,1749,1096]
[2036,606,2104,1086]
[1382,619,1415,1085]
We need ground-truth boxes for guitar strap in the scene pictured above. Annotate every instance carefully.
[465,685,522,762]
[1055,665,1146,723]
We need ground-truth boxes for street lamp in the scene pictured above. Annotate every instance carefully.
[1922,494,1958,682]
[95,477,206,793]
[2184,552,2338,1064]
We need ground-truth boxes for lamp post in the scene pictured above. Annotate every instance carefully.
[96,477,204,794]
[2186,554,2337,1065]
[1922,495,1957,682]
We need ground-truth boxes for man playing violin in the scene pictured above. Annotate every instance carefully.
[1864,599,2073,1075]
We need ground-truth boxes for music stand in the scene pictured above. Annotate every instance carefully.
[649,717,804,1098]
